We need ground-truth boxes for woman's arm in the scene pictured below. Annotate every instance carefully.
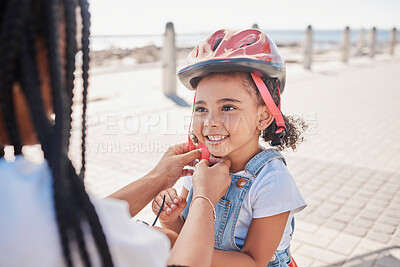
[168,158,231,267]
[109,144,200,217]
[211,212,290,267]
[169,198,216,266]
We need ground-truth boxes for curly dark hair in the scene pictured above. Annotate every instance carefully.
[192,71,307,151]
[240,72,308,151]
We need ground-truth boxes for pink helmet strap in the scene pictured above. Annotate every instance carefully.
[250,73,286,134]
[188,91,211,160]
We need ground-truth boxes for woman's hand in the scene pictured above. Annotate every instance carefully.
[152,188,187,223]
[109,143,200,217]
[148,143,200,189]
[168,158,231,267]
[192,158,231,206]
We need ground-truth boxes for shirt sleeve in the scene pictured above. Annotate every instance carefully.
[251,171,307,219]
[182,175,193,191]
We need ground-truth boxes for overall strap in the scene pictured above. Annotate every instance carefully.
[181,187,193,220]
[245,148,286,176]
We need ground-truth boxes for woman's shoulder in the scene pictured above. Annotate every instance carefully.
[0,155,51,180]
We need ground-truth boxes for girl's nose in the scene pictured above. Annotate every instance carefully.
[204,112,222,128]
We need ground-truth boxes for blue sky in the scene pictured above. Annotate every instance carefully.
[90,0,400,35]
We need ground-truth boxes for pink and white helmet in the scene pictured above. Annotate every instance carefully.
[178,28,286,93]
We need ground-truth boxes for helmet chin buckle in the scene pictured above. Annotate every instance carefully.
[271,129,285,146]
[271,122,289,146]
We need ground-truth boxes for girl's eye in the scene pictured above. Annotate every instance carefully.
[195,107,207,112]
[222,105,235,111]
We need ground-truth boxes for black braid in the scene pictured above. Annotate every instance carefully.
[64,0,76,100]
[0,0,114,266]
[76,0,114,265]
[63,0,76,147]
[69,159,114,266]
[20,1,53,147]
[26,3,79,265]
[79,0,89,180]
[0,88,22,155]
[0,0,27,155]
[62,1,93,266]
[43,1,76,266]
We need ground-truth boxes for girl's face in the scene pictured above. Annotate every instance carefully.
[193,74,273,168]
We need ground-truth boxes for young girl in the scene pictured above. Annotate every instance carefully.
[152,28,307,266]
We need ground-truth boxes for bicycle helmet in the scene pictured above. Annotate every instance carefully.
[178,28,286,92]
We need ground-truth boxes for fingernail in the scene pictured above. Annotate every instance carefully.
[171,204,177,209]
[198,148,203,152]
[173,198,179,204]
[166,208,172,213]
[162,211,166,215]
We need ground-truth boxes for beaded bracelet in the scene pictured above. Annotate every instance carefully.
[191,195,216,221]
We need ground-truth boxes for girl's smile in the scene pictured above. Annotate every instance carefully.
[205,134,229,146]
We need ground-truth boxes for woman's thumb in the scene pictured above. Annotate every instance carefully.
[215,158,231,169]
[178,149,201,165]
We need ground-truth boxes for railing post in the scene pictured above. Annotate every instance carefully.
[162,22,177,96]
[389,27,397,56]
[341,26,351,63]
[355,28,365,56]
[303,25,313,70]
[369,27,376,59]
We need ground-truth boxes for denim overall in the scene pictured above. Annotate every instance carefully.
[182,149,294,266]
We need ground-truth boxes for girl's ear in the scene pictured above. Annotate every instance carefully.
[257,106,274,131]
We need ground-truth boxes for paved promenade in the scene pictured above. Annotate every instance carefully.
[70,53,400,266]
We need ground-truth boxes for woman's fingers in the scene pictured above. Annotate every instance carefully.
[176,197,187,211]
[192,158,231,206]
[152,194,164,212]
[209,156,223,165]
[180,168,194,178]
[152,190,172,213]
[163,191,175,214]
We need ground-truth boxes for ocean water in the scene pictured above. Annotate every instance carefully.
[90,29,398,51]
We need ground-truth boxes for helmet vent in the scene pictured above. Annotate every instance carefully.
[212,38,222,51]
[234,34,258,49]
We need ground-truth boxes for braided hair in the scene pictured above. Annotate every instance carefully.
[0,0,113,266]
